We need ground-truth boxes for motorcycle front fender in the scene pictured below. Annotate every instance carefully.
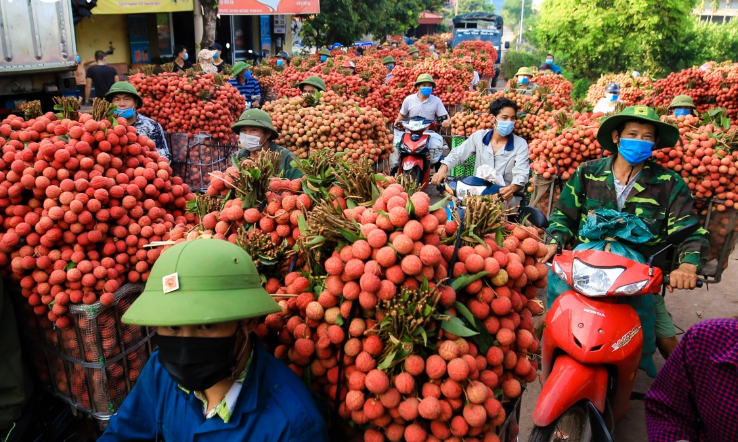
[532,354,609,427]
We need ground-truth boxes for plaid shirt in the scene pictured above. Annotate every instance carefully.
[645,319,738,441]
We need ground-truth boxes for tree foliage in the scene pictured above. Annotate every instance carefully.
[536,0,697,80]
[297,0,445,48]
[456,0,495,15]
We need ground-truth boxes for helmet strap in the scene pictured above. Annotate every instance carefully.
[229,327,250,379]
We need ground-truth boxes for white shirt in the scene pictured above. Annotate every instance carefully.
[399,93,448,121]
[471,71,480,89]
[593,97,621,115]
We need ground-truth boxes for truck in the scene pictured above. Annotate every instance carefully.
[450,12,509,84]
[0,0,79,115]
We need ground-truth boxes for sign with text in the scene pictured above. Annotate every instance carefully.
[94,0,194,14]
[218,0,319,15]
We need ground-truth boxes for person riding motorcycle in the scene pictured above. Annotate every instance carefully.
[541,105,709,359]
[98,239,328,441]
[668,95,697,117]
[511,67,538,96]
[593,82,622,114]
[297,76,326,96]
[392,74,450,171]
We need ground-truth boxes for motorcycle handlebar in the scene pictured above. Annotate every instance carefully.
[662,274,704,289]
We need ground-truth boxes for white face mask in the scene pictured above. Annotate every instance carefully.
[240,133,264,151]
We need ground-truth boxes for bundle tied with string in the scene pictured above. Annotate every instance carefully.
[545,209,658,376]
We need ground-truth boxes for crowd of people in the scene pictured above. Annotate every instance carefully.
[2,39,734,442]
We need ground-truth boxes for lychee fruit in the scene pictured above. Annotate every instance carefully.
[491,296,512,316]
[392,234,414,255]
[465,254,485,273]
[447,358,470,382]
[425,355,447,379]
[398,397,420,421]
[418,396,442,420]
[404,354,425,376]
[419,245,442,267]
[401,255,423,276]
[496,328,515,346]
[438,340,459,361]
[394,372,415,394]
[367,229,388,249]
[506,260,524,279]
[376,246,398,268]
[389,207,409,227]
[352,240,372,260]
[463,403,487,427]
[502,378,522,398]
[403,220,424,241]
[404,423,427,442]
[467,381,488,404]
[365,369,390,394]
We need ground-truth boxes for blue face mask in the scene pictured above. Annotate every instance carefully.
[419,87,433,97]
[184,53,189,60]
[674,108,691,117]
[114,108,135,119]
[213,51,219,58]
[495,119,515,137]
[276,59,284,67]
[245,70,252,78]
[618,138,654,166]
[320,55,327,62]
[518,77,529,85]
[545,59,553,65]
[76,55,81,63]
[387,64,394,70]
[607,93,619,102]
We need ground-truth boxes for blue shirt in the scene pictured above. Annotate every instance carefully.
[99,339,328,442]
[550,64,562,74]
[228,77,262,105]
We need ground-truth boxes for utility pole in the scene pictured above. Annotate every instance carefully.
[518,0,525,44]
[455,0,458,17]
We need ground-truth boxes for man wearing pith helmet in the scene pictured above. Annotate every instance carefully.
[99,239,328,442]
[668,95,697,117]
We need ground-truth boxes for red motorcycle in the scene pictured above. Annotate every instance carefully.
[395,115,446,189]
[520,206,702,442]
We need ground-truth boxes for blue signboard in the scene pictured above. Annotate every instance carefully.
[260,15,272,52]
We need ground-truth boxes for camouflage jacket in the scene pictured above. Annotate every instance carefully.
[235,142,303,180]
[548,157,709,272]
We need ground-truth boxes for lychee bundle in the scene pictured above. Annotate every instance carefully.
[0,111,196,328]
[129,71,246,141]
[254,182,544,441]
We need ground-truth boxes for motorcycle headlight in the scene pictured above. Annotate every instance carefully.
[613,279,649,295]
[571,259,625,297]
[553,260,567,283]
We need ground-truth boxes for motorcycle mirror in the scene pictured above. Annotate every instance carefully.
[666,222,700,246]
[520,206,548,229]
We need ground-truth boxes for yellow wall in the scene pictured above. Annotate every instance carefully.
[74,15,131,66]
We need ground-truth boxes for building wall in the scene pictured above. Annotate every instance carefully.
[74,15,131,65]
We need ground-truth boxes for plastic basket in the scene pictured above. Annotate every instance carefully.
[449,136,475,177]
[25,283,155,422]
[170,132,240,193]
[696,197,738,283]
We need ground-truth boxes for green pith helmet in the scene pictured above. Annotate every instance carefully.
[319,48,331,56]
[408,47,419,55]
[233,61,251,76]
[105,82,143,108]
[299,76,326,92]
[596,105,680,153]
[121,239,280,327]
[383,56,396,65]
[668,95,696,110]
[515,67,534,77]
[231,109,278,140]
[415,73,436,87]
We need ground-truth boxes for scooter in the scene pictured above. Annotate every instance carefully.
[520,206,702,442]
[395,115,447,189]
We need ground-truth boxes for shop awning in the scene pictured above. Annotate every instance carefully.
[93,0,193,15]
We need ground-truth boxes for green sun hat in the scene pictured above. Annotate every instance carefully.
[515,67,534,77]
[414,73,436,87]
[231,109,278,140]
[233,61,251,76]
[383,56,396,65]
[299,76,326,92]
[408,46,419,55]
[122,239,280,327]
[319,48,331,56]
[105,82,143,108]
[668,95,696,110]
[596,105,680,154]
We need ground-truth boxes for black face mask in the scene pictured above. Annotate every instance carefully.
[157,329,246,391]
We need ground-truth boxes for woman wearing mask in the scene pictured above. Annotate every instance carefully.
[593,82,622,115]
[211,43,226,73]
[232,109,302,179]
[198,49,218,74]
[431,97,530,208]
[173,45,193,72]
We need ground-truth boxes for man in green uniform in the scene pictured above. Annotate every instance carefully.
[668,95,697,117]
[232,109,303,180]
[298,76,326,96]
[541,106,709,358]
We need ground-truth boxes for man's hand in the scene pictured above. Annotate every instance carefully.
[498,184,522,201]
[441,119,451,128]
[539,244,558,263]
[431,165,449,186]
[667,263,698,293]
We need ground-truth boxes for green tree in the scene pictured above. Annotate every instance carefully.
[502,0,534,33]
[536,0,697,80]
[298,0,444,48]
[456,0,496,14]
